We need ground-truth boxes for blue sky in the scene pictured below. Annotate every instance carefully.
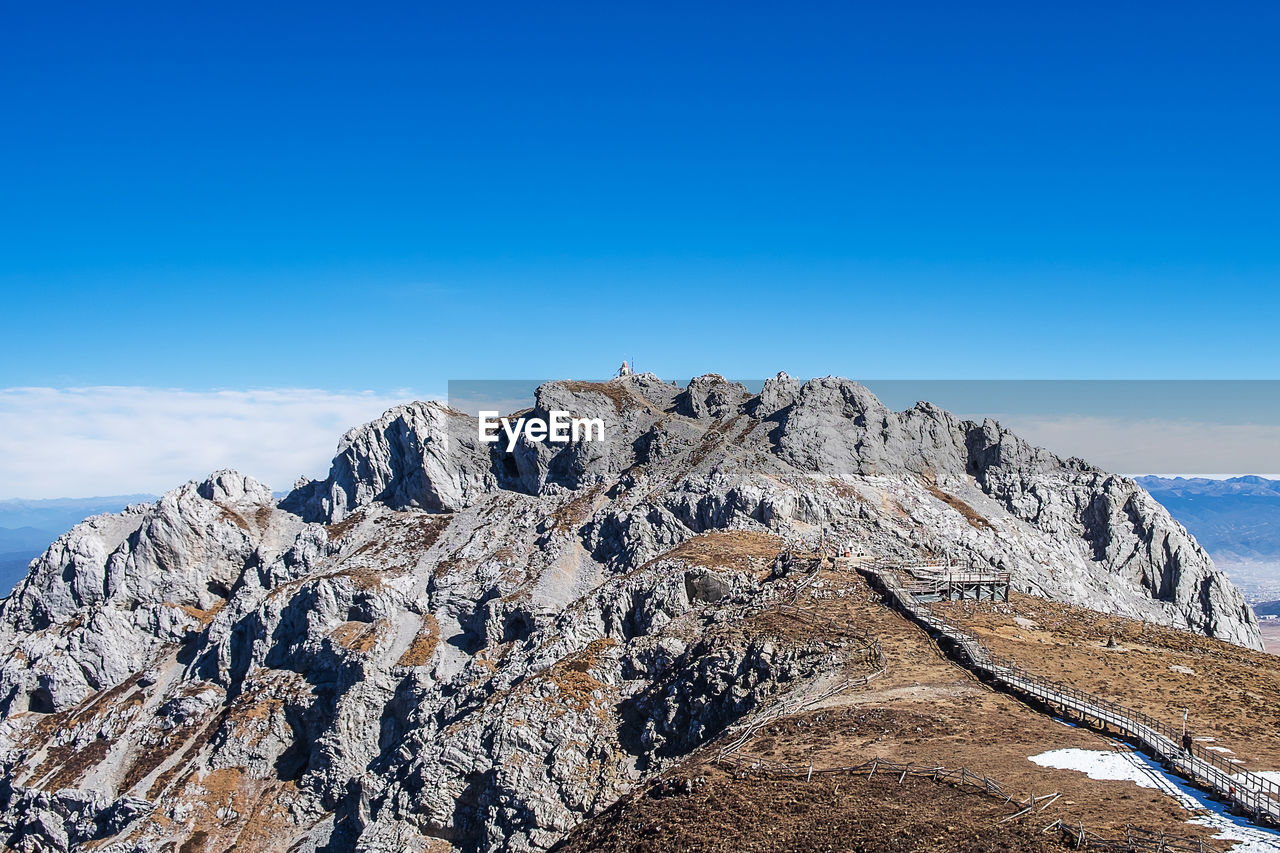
[1,2,1279,495]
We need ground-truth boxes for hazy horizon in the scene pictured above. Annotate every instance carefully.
[4,473,1279,503]
[8,378,1280,499]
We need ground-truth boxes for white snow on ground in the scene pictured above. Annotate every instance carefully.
[1210,746,1236,753]
[1029,748,1161,787]
[1030,748,1280,852]
[1231,771,1280,787]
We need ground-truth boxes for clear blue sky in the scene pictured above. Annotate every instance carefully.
[3,1,1279,392]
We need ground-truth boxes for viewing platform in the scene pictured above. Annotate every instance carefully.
[829,555,1010,602]
[900,564,1011,602]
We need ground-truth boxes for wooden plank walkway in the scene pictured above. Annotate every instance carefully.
[857,562,1280,827]
[903,567,1011,602]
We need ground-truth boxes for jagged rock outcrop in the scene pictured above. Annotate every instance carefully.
[283,402,497,521]
[0,373,1260,852]
[0,471,330,716]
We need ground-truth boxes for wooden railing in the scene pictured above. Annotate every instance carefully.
[860,563,1280,827]
[718,754,1220,851]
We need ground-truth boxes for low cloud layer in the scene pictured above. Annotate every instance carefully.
[1,387,1277,500]
[0,387,422,499]
[975,413,1280,479]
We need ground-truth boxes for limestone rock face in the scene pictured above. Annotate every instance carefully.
[674,374,750,420]
[754,370,802,416]
[773,376,914,478]
[283,401,497,521]
[0,374,1260,852]
[0,470,328,717]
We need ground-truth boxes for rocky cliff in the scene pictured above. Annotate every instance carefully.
[0,374,1259,852]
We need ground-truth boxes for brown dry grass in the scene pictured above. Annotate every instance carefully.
[706,569,1231,844]
[24,673,147,782]
[46,737,111,789]
[556,764,1071,853]
[329,509,450,551]
[925,485,993,530]
[398,512,452,549]
[938,593,1280,769]
[227,695,284,736]
[737,607,866,647]
[548,484,605,534]
[432,555,465,578]
[324,508,367,541]
[163,600,225,627]
[122,687,233,795]
[323,564,402,591]
[559,380,636,413]
[652,530,784,577]
[397,615,440,667]
[147,711,227,800]
[122,730,186,793]
[217,505,250,531]
[330,619,385,654]
[162,769,299,853]
[544,638,618,712]
[178,830,209,853]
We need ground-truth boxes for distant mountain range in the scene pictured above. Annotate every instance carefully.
[0,495,155,594]
[1135,476,1280,563]
[1136,476,1280,603]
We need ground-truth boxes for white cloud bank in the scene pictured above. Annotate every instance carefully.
[976,414,1280,479]
[0,387,424,499]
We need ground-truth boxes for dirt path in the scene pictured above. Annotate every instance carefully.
[938,594,1280,771]
[714,569,1225,842]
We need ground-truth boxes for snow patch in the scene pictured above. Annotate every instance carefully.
[1030,748,1280,852]
[1029,748,1161,788]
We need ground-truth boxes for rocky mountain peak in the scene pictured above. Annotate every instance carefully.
[0,373,1262,852]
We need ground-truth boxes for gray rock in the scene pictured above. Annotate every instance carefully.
[284,402,497,522]
[0,374,1260,853]
[674,374,750,420]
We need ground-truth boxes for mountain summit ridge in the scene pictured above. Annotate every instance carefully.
[0,372,1260,852]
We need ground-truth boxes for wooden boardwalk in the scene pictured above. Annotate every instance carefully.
[901,564,1011,602]
[857,562,1280,827]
